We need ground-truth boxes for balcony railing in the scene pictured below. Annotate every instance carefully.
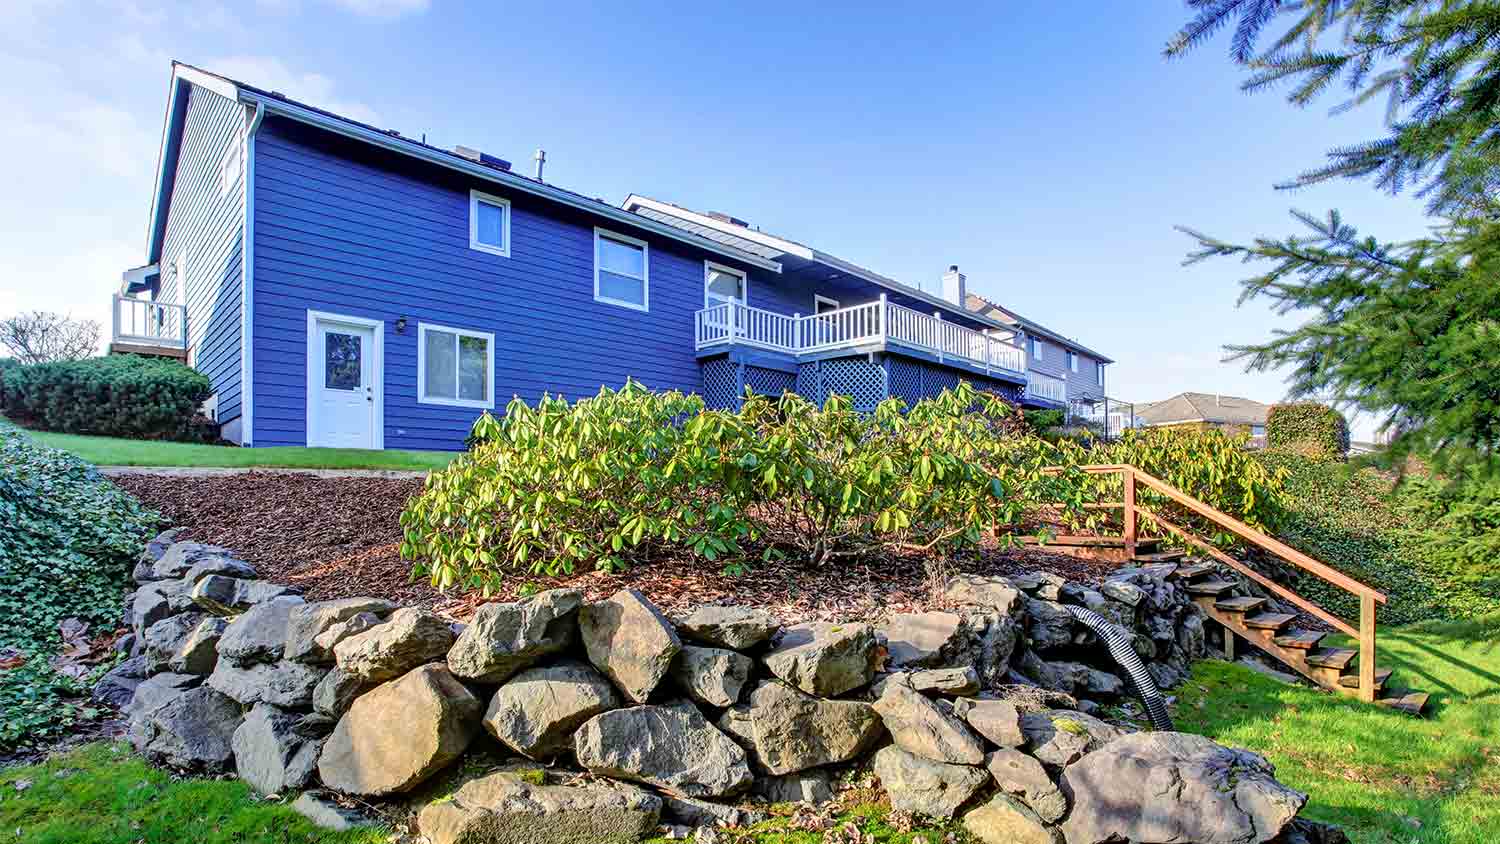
[1025,371,1067,403]
[112,294,186,349]
[694,295,1027,377]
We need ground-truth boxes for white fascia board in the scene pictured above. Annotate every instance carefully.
[240,95,782,273]
[622,195,814,260]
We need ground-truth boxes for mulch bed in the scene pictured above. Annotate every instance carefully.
[112,471,1119,624]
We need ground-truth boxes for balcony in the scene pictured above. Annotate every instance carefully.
[694,296,1027,380]
[110,294,187,358]
[1024,371,1067,405]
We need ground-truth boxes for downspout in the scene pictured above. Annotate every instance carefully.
[239,102,265,446]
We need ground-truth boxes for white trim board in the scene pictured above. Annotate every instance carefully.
[304,310,385,450]
[240,102,264,446]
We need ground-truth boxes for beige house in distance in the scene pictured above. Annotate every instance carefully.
[1134,392,1270,441]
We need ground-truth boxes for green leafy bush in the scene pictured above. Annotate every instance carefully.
[0,423,162,748]
[401,381,1087,591]
[1394,470,1500,619]
[1266,402,1350,460]
[1023,408,1065,431]
[1,354,212,441]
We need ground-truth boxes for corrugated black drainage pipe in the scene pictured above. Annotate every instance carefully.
[1063,604,1174,731]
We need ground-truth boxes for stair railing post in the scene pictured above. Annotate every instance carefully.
[1122,465,1137,558]
[1359,593,1377,703]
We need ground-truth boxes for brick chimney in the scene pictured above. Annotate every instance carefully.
[942,265,966,306]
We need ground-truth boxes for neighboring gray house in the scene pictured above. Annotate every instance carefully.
[1135,392,1270,439]
[964,293,1112,409]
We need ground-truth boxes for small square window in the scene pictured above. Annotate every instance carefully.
[218,139,241,198]
[1096,363,1105,386]
[595,228,649,311]
[418,323,495,408]
[1030,338,1043,360]
[469,190,511,257]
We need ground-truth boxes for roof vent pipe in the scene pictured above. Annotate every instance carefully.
[534,148,546,181]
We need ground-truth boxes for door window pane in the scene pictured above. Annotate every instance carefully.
[424,328,457,400]
[325,331,362,390]
[458,334,489,402]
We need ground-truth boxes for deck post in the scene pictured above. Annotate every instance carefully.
[1359,593,1377,703]
[877,293,887,344]
[111,294,122,345]
[1122,465,1137,559]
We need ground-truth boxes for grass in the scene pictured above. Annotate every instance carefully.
[16,427,457,471]
[0,743,384,844]
[1174,614,1500,844]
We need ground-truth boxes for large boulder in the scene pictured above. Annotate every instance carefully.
[333,607,455,684]
[573,702,753,798]
[232,703,325,795]
[985,749,1066,823]
[292,791,380,832]
[945,574,1023,613]
[962,794,1060,844]
[952,698,1024,748]
[133,528,186,582]
[129,583,174,639]
[753,770,833,806]
[143,613,225,675]
[674,606,779,650]
[191,575,300,616]
[871,675,985,765]
[417,772,661,844]
[207,659,326,708]
[762,622,876,697]
[217,596,305,665]
[312,665,368,718]
[124,671,200,717]
[93,654,149,709]
[447,589,584,685]
[1015,652,1124,698]
[879,611,965,668]
[873,745,988,819]
[670,645,752,708]
[1061,732,1307,844]
[909,666,980,696]
[318,663,483,796]
[1019,709,1125,770]
[718,681,883,775]
[484,661,620,760]
[149,542,243,581]
[579,589,682,704]
[1024,598,1075,653]
[127,686,243,773]
[284,597,396,664]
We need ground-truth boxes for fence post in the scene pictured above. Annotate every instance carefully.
[1122,465,1137,559]
[1359,593,1377,703]
[877,293,888,343]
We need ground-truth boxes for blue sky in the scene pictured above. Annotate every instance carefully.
[0,1,1432,437]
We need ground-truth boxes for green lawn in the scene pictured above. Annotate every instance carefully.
[19,428,457,471]
[1174,614,1500,844]
[0,743,383,844]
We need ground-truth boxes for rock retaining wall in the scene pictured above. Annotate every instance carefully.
[97,531,1346,844]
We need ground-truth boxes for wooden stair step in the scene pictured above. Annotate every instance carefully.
[1377,689,1429,715]
[1215,596,1268,613]
[1171,562,1216,580]
[1338,668,1394,691]
[1185,580,1237,596]
[1273,629,1326,649]
[1306,647,1358,670]
[1243,612,1296,630]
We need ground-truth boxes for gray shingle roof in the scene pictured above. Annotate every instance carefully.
[1134,392,1270,426]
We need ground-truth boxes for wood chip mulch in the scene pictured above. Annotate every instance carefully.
[112,471,1118,625]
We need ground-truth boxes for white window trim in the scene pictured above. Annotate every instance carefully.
[814,294,841,313]
[594,227,649,312]
[703,260,748,309]
[416,321,496,409]
[468,189,511,257]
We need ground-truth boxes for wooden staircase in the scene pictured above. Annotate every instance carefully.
[1046,464,1429,714]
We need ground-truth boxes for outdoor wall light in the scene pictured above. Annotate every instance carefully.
[395,316,408,334]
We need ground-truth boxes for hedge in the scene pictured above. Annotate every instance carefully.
[0,422,162,747]
[1266,402,1349,460]
[0,354,213,441]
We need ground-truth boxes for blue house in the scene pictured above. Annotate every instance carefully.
[112,63,1113,451]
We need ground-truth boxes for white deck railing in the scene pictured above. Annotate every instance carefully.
[112,295,186,349]
[694,295,1028,377]
[1025,371,1067,403]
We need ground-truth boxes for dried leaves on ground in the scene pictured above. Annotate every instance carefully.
[113,471,1116,624]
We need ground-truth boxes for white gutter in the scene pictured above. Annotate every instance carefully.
[239,93,783,274]
[239,101,265,446]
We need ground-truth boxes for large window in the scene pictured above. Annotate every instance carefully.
[418,323,494,408]
[704,261,747,308]
[594,228,649,311]
[469,190,511,257]
[1030,337,1043,360]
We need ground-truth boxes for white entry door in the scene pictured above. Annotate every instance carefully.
[308,312,381,449]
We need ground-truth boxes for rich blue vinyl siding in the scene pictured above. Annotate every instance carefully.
[157,85,245,429]
[250,117,764,450]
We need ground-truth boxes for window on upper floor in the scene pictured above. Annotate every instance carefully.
[418,322,494,409]
[1096,363,1105,386]
[705,262,747,308]
[595,228,649,311]
[218,137,241,199]
[469,190,511,257]
[1068,351,1079,373]
[1030,337,1043,360]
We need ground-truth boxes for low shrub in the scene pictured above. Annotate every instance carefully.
[1267,402,1350,460]
[401,381,1089,591]
[1,354,212,441]
[0,423,162,748]
[1394,469,1500,619]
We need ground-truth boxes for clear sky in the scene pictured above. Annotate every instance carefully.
[0,1,1433,438]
